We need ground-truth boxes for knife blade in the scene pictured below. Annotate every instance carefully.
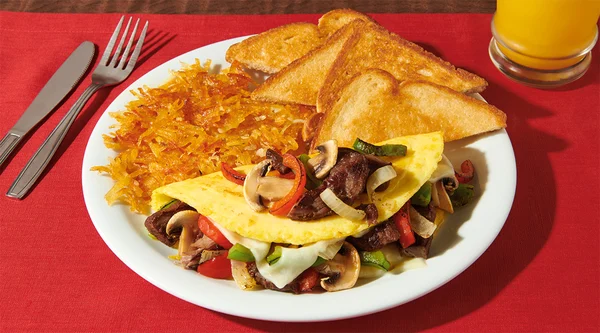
[0,41,95,168]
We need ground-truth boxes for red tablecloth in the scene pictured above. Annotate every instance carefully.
[1,11,598,332]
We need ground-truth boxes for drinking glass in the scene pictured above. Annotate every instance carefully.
[489,0,600,88]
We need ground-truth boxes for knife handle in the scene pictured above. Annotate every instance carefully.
[7,83,103,199]
[0,132,23,168]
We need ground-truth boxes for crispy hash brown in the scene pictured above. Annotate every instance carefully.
[93,60,313,213]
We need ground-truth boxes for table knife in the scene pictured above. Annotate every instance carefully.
[0,41,95,168]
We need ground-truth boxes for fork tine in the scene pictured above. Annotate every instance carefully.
[109,17,132,67]
[117,18,140,70]
[100,16,124,65]
[125,21,149,72]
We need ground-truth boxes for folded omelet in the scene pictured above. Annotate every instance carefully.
[151,132,443,245]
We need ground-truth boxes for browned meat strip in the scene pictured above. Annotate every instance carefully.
[144,200,194,246]
[358,203,378,225]
[288,151,369,221]
[247,262,302,294]
[338,147,391,174]
[266,148,291,175]
[347,220,400,251]
[180,235,218,270]
[401,234,433,259]
[414,201,437,222]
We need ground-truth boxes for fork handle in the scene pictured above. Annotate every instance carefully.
[0,132,23,168]
[7,83,103,199]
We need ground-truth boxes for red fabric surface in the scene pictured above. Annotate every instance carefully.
[0,11,598,333]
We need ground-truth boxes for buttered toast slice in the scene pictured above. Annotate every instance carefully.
[317,23,488,113]
[312,69,506,148]
[251,20,364,106]
[226,9,374,74]
[225,23,323,74]
[318,9,376,37]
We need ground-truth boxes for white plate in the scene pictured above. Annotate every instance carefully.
[82,36,517,322]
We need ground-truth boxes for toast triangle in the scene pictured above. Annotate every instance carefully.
[318,9,376,37]
[313,69,506,148]
[225,22,323,74]
[251,20,365,106]
[317,23,488,114]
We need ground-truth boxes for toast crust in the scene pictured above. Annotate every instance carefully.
[225,22,323,74]
[317,23,488,114]
[251,20,366,106]
[318,9,376,37]
[226,9,376,74]
[312,69,506,149]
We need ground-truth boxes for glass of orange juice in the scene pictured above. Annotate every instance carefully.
[489,0,600,88]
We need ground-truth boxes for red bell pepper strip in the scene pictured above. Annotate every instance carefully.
[269,154,307,216]
[198,215,233,249]
[197,252,232,279]
[220,162,246,185]
[298,268,319,292]
[455,159,475,184]
[393,202,416,248]
[271,170,296,179]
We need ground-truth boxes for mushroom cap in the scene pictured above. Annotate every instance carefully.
[434,181,454,214]
[320,241,360,292]
[243,159,272,212]
[309,140,338,179]
[165,210,200,256]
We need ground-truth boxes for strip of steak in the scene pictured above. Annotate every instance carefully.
[144,200,194,246]
[401,234,433,259]
[266,149,291,175]
[348,219,400,251]
[247,262,301,294]
[288,151,369,221]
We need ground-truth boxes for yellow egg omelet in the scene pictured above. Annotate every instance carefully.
[151,132,443,244]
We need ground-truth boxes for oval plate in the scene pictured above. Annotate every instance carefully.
[81,36,517,322]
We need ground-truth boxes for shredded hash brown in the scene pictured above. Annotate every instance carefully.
[92,60,313,214]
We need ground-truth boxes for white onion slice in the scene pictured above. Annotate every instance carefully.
[319,239,345,260]
[429,154,455,183]
[231,260,257,290]
[366,165,397,202]
[408,206,437,238]
[319,188,366,221]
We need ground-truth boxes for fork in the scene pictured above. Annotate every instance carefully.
[7,16,148,199]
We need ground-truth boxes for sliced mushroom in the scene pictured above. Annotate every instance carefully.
[319,242,360,292]
[257,176,294,201]
[166,210,201,256]
[434,181,454,213]
[442,175,459,193]
[243,159,272,211]
[308,140,338,179]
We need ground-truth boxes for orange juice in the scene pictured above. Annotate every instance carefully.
[493,0,600,70]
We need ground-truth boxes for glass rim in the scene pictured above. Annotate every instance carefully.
[490,15,599,61]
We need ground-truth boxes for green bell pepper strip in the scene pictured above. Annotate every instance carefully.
[298,154,322,190]
[450,183,475,208]
[227,243,255,262]
[266,246,283,265]
[352,138,407,157]
[159,199,178,210]
[359,250,391,271]
[411,182,432,207]
[311,256,327,267]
